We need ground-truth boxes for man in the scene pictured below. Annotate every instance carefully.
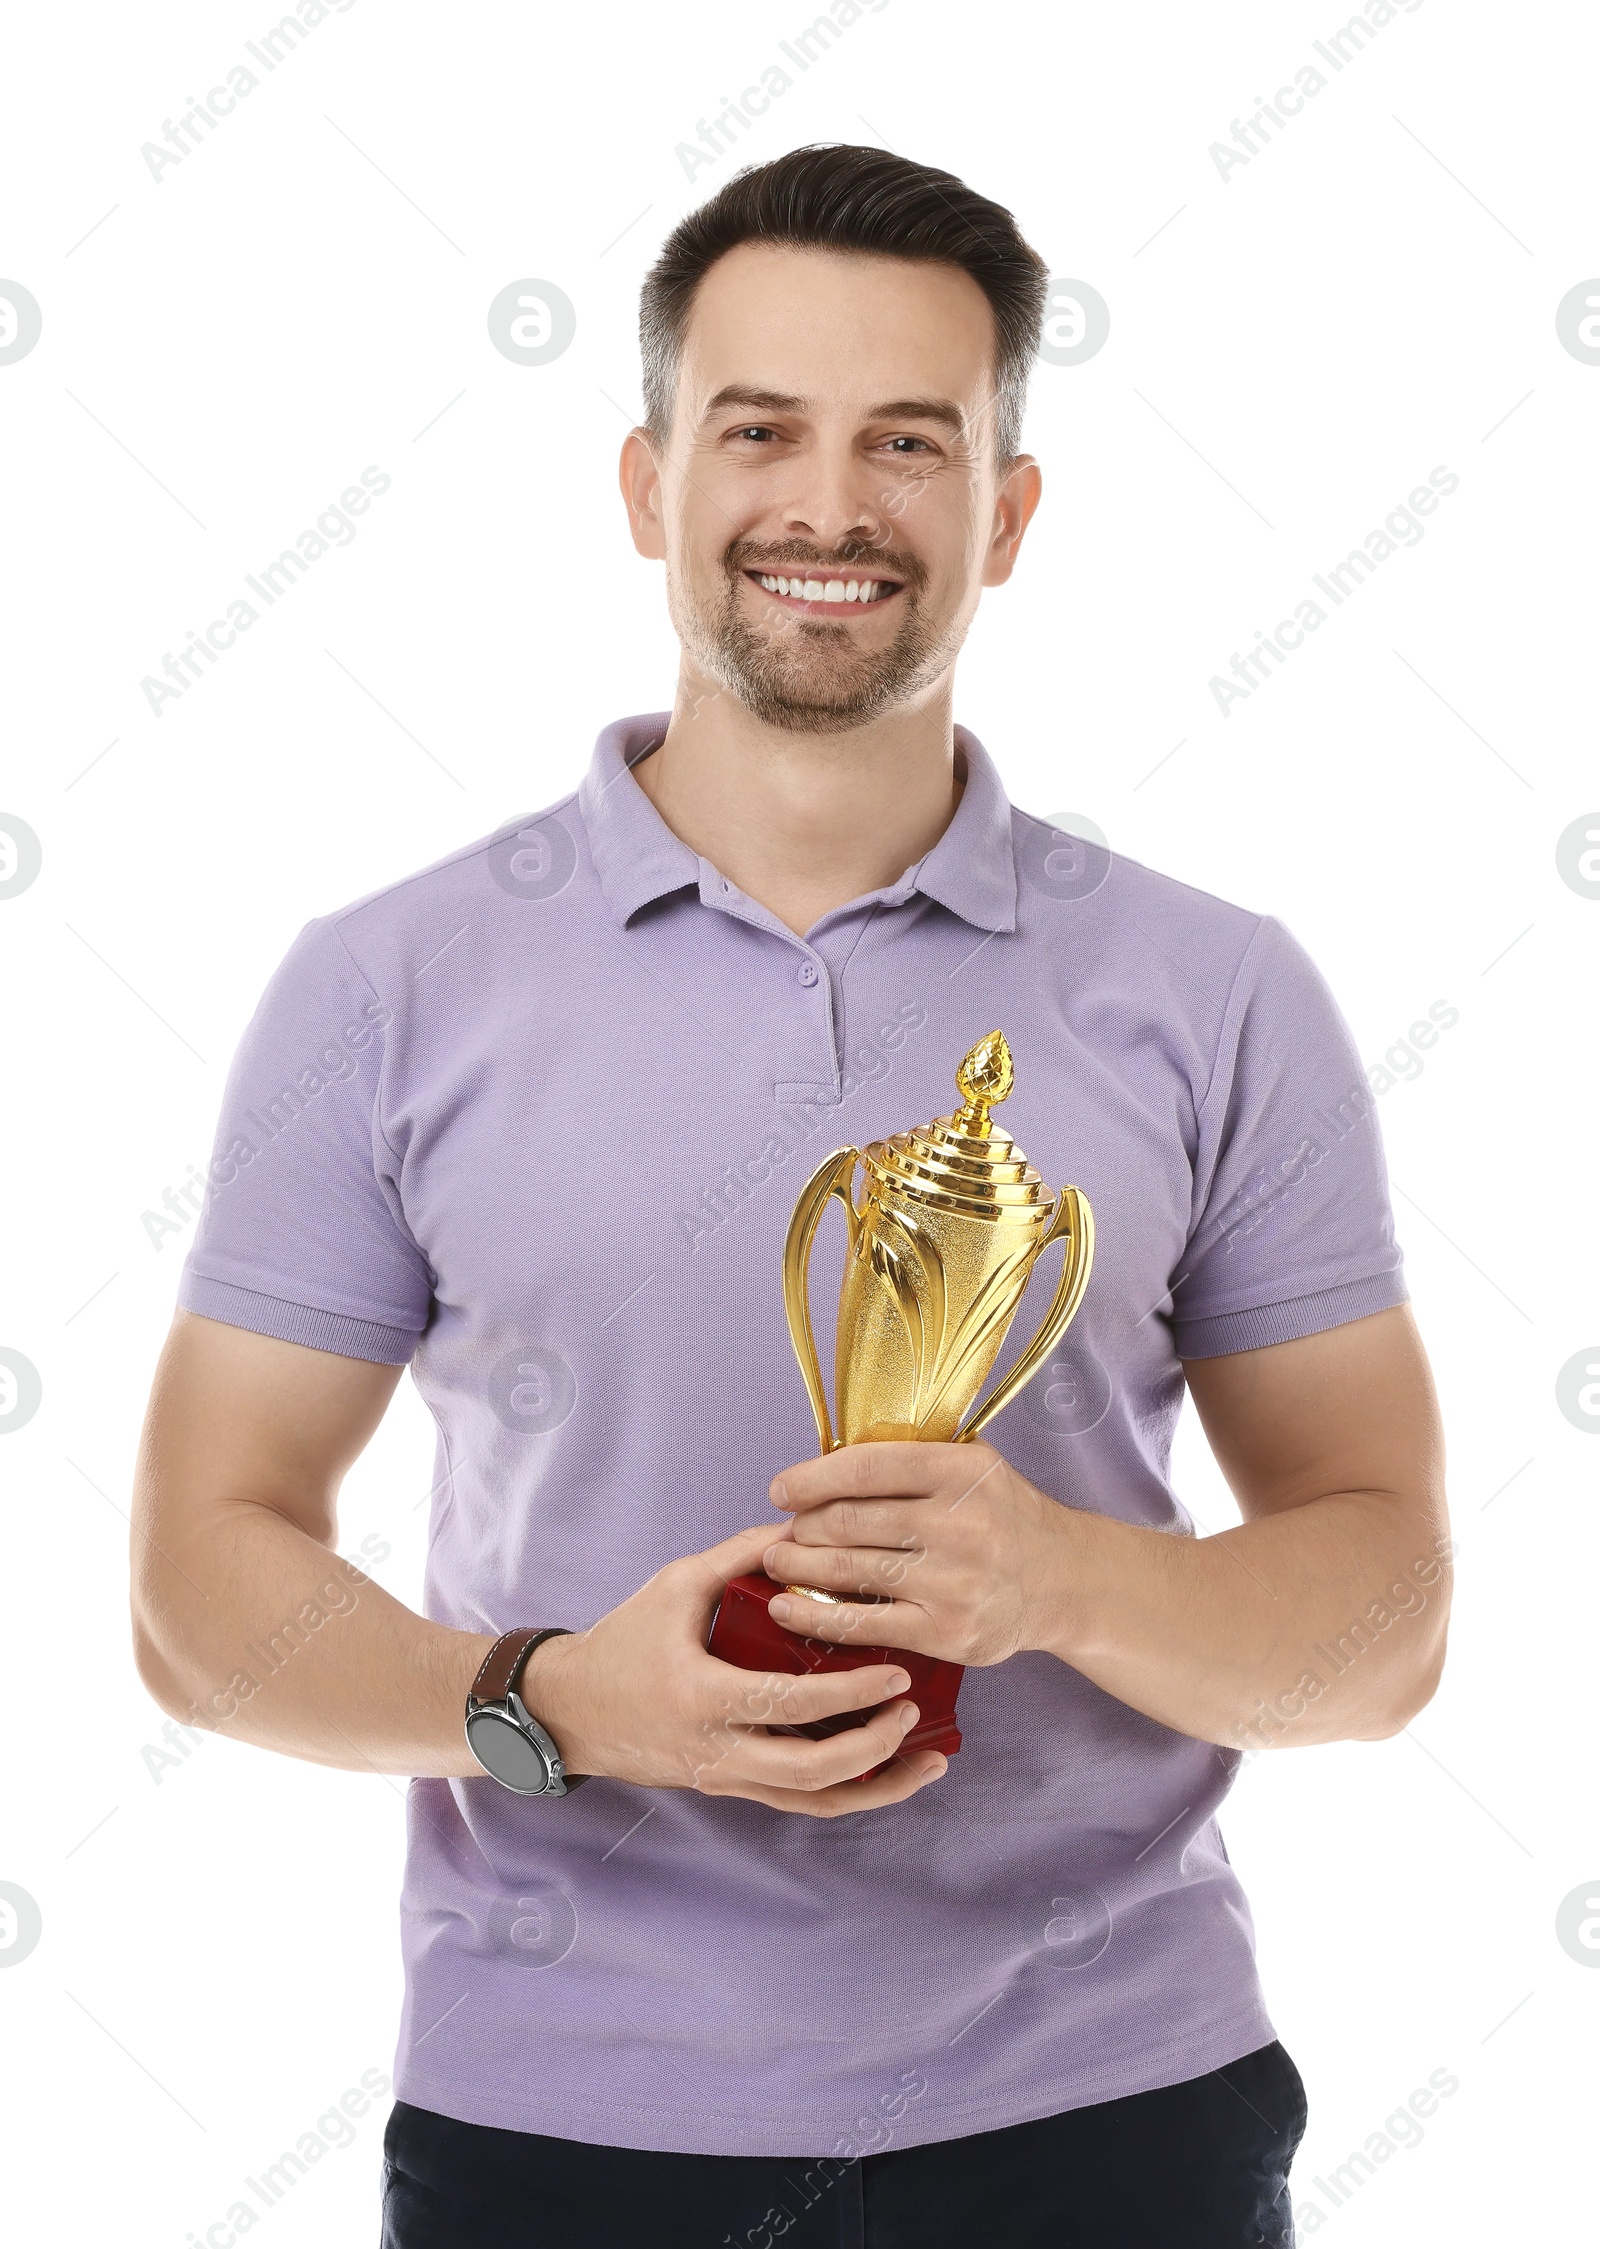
[132,145,1450,2246]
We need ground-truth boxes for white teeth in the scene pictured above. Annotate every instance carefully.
[754,572,894,603]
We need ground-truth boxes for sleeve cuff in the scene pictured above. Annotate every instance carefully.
[176,1275,421,1366]
[1173,1270,1409,1361]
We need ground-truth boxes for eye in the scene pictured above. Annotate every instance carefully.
[882,435,934,455]
[732,424,780,444]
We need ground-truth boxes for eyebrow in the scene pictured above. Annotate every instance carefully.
[700,384,968,436]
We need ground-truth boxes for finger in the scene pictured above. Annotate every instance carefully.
[730,1750,949,1818]
[778,1498,926,1551]
[761,1539,919,1600]
[681,1523,794,1603]
[701,1656,913,1730]
[771,1441,959,1513]
[764,1588,928,1650]
[709,1695,927,1793]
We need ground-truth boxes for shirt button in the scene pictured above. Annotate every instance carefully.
[797,961,819,987]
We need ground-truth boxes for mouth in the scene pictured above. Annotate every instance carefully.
[742,568,905,617]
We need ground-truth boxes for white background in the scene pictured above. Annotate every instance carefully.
[1,1,1595,2240]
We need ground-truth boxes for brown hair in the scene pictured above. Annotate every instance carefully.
[640,143,1049,466]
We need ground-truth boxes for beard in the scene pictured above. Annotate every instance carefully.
[669,538,960,735]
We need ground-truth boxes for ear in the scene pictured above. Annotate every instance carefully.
[619,427,667,562]
[981,456,1043,589]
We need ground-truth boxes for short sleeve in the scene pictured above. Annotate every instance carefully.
[1170,914,1407,1359]
[176,918,433,1365]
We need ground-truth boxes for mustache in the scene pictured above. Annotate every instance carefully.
[727,538,924,589]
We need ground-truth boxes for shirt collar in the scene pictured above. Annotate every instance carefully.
[577,711,1017,936]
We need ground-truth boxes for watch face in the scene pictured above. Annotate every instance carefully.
[467,1708,551,1793]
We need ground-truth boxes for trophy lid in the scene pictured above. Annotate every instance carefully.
[864,1031,1053,1224]
[952,1028,1014,1133]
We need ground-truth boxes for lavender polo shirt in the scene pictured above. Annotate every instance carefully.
[177,712,1407,2157]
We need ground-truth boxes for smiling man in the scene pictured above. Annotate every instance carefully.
[132,146,1450,2248]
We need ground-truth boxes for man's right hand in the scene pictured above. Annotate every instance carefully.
[519,1526,949,1817]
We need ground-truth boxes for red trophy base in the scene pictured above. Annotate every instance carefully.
[707,1572,963,1774]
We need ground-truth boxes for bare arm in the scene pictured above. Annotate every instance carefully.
[130,1310,945,1812]
[1047,1302,1452,1747]
[762,1305,1453,1752]
[131,1310,482,1775]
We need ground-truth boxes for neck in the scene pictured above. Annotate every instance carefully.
[632,668,966,937]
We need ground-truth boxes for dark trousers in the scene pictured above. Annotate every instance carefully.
[381,2040,1307,2247]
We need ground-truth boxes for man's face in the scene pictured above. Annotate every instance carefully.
[627,243,1035,733]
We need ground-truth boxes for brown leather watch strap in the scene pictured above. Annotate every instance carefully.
[469,1627,570,1708]
[467,1628,589,1790]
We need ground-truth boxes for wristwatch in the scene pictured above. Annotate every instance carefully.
[464,1628,589,1796]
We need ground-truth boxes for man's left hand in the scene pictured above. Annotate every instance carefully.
[761,1440,1070,1668]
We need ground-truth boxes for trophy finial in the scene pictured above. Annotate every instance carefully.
[954,1030,1013,1133]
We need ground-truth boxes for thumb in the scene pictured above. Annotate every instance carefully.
[685,1523,784,1595]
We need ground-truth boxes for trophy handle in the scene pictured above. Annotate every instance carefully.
[782,1147,862,1454]
[953,1186,1096,1445]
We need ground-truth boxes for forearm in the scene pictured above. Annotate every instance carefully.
[133,1496,496,1777]
[1036,1489,1452,1752]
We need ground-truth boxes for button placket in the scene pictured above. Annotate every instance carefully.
[697,896,839,1102]
[772,939,842,1107]
[806,900,895,1105]
[695,871,877,1107]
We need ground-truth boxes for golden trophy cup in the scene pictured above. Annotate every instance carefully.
[708,1031,1095,1764]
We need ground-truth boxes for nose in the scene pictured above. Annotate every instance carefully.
[778,450,887,557]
